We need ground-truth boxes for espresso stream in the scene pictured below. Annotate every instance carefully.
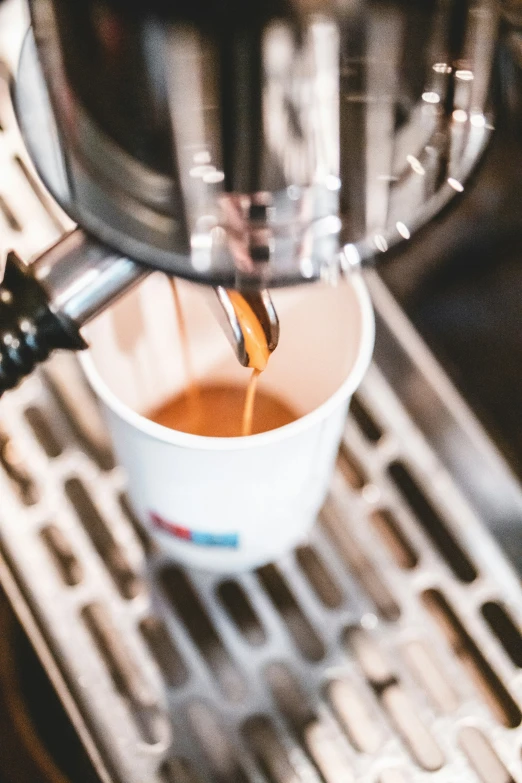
[148,281,297,437]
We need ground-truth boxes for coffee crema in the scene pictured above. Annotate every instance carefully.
[148,383,297,438]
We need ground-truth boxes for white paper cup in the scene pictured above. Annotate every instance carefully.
[81,272,374,571]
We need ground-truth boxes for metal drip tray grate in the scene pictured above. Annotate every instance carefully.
[4,330,522,783]
[2,2,522,782]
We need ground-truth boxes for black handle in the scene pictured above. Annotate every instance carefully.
[0,252,86,395]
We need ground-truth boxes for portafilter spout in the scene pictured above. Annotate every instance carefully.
[213,287,279,369]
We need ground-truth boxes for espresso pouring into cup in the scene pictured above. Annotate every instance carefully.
[0,0,496,570]
[81,272,374,571]
[152,282,285,439]
[0,0,494,394]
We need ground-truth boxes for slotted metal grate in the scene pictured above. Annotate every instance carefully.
[2,2,522,782]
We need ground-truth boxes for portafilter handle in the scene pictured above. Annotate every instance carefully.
[0,230,145,393]
[0,229,280,394]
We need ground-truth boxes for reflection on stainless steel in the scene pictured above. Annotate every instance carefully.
[14,0,497,287]
[31,229,148,327]
[0,0,501,391]
[0,424,39,505]
[368,271,522,576]
[211,286,279,367]
[262,18,340,187]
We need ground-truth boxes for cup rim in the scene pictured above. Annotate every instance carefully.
[80,272,375,452]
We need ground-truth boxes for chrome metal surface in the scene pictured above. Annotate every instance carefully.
[370,280,522,573]
[31,229,148,327]
[16,0,496,285]
[2,3,522,783]
[214,287,279,368]
[3,286,522,783]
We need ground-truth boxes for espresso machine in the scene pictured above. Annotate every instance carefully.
[3,1,522,783]
[0,0,496,389]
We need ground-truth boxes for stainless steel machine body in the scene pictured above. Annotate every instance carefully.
[2,4,522,782]
[22,0,497,284]
[0,0,500,392]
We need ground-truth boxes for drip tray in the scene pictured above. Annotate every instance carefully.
[2,300,522,783]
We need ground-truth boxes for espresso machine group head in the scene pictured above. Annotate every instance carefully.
[0,0,497,392]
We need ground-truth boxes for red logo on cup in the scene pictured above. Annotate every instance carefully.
[150,511,191,539]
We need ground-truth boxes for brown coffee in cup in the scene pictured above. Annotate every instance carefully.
[148,383,297,437]
[148,280,297,437]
